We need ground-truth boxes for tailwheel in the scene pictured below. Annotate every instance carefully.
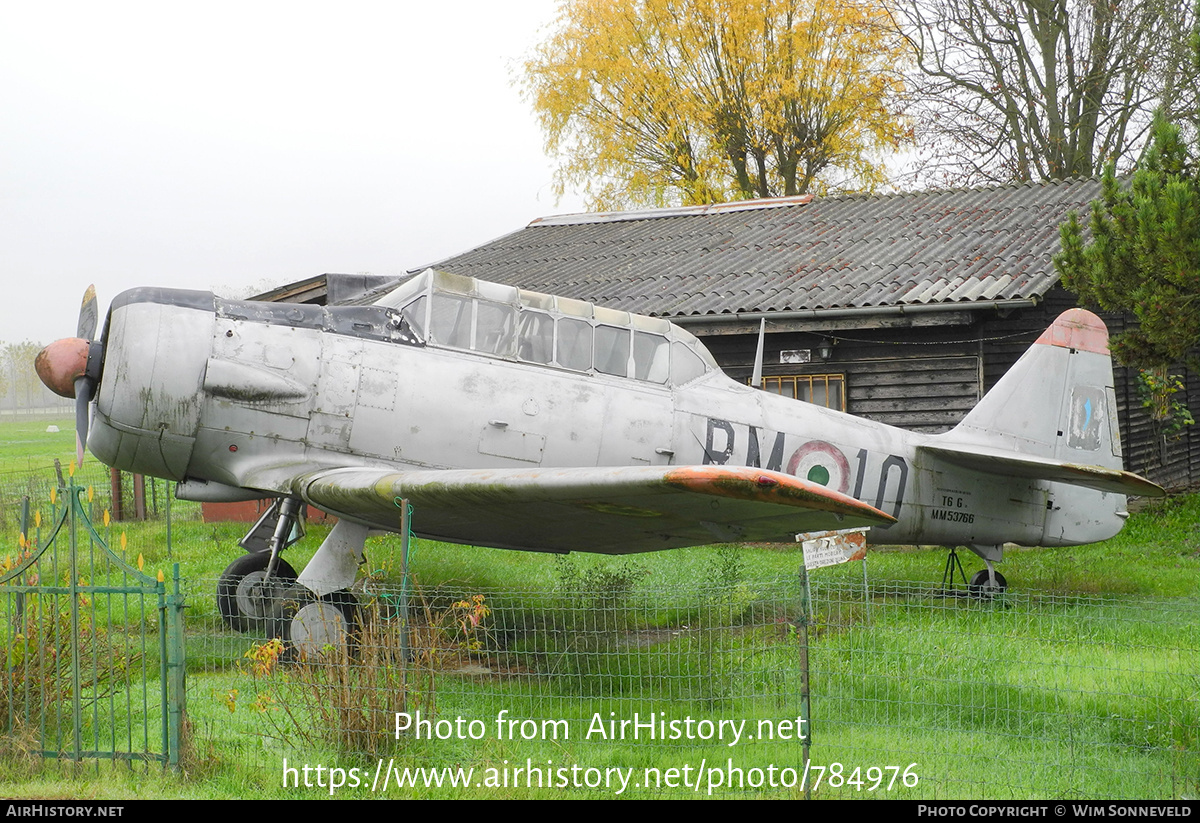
[967,568,1008,598]
[217,552,298,634]
[282,590,361,661]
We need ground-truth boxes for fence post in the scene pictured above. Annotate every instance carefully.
[165,480,172,559]
[399,499,411,671]
[67,478,83,761]
[167,563,186,769]
[798,561,812,801]
[110,468,123,521]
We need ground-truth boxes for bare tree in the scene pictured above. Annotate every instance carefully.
[0,344,9,411]
[891,0,1199,186]
[5,341,47,412]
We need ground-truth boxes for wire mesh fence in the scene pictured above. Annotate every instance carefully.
[185,571,1198,799]
[0,465,176,536]
[804,581,1198,799]
[0,466,1194,797]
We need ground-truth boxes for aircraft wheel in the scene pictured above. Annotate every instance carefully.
[967,568,1008,598]
[217,552,298,634]
[282,590,361,662]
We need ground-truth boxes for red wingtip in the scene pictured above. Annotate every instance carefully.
[1035,309,1109,355]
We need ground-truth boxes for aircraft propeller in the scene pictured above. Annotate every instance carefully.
[34,285,105,466]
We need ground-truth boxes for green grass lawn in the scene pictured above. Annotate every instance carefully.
[0,415,1195,799]
[0,416,76,474]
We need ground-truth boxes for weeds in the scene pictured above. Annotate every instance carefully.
[552,555,648,615]
[535,556,649,682]
[234,588,499,756]
[700,543,753,626]
[0,590,140,755]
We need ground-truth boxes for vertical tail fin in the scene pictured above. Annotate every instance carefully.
[946,309,1123,469]
[925,309,1163,548]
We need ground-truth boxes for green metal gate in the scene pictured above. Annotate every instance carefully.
[0,475,185,766]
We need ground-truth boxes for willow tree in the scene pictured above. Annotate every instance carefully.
[523,0,909,209]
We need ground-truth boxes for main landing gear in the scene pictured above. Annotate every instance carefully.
[940,544,1009,598]
[217,498,367,660]
[216,551,297,634]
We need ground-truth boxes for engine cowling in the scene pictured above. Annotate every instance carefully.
[88,289,216,481]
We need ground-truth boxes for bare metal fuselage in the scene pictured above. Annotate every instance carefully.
[88,285,1128,554]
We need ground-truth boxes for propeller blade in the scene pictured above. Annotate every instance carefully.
[73,376,92,466]
[77,284,98,340]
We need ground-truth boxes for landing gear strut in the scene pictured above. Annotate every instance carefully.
[940,545,1009,598]
[216,501,370,658]
[217,497,305,634]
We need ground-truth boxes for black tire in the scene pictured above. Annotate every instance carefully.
[967,568,1008,597]
[217,552,298,634]
[281,590,361,661]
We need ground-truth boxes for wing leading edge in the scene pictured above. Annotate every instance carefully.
[292,464,896,554]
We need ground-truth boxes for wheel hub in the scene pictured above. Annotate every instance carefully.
[289,602,351,660]
[234,571,274,619]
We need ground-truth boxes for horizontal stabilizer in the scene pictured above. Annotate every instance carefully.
[920,443,1165,498]
[292,464,896,554]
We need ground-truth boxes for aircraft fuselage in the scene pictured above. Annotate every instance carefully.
[87,281,1129,554]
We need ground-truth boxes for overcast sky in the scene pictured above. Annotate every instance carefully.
[1,0,587,345]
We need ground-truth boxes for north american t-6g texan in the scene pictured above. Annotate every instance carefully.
[36,269,1163,648]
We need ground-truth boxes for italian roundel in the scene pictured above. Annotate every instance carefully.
[786,440,851,494]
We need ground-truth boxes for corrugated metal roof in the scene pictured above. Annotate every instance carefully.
[427,179,1101,318]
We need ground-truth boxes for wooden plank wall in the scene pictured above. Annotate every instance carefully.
[1100,308,1198,491]
[705,326,983,433]
[977,289,1077,391]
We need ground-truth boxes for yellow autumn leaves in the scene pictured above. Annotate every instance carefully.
[524,0,909,209]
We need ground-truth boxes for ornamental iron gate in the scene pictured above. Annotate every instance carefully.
[0,476,185,766]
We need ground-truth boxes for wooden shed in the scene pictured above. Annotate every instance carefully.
[428,181,1198,490]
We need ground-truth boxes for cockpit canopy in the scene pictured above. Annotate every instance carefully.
[375,269,718,386]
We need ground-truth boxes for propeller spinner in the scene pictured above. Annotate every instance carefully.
[34,286,104,465]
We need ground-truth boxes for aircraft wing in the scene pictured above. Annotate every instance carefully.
[288,465,896,554]
[919,444,1165,498]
